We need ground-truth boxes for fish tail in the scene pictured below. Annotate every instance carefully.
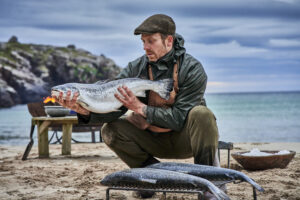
[218,190,231,200]
[208,186,231,200]
[239,173,264,192]
[155,78,173,99]
[246,177,265,192]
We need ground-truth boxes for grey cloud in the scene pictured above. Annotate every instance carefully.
[0,0,299,92]
[107,0,300,19]
[269,38,300,47]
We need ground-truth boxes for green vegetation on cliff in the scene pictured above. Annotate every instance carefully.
[0,36,121,108]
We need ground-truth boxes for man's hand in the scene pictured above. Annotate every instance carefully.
[53,91,90,116]
[115,85,147,117]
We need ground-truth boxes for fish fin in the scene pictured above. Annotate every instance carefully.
[77,99,89,108]
[178,170,189,174]
[238,172,265,192]
[155,78,173,100]
[113,110,123,113]
[248,178,265,192]
[135,91,146,97]
[140,178,157,184]
[110,108,123,112]
[207,185,230,200]
[94,79,109,85]
[216,190,230,200]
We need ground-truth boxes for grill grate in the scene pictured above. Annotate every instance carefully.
[105,186,205,200]
[104,183,258,200]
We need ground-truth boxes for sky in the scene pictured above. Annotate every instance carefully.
[0,0,300,93]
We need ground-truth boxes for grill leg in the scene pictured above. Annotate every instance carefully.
[162,191,166,199]
[253,187,257,200]
[91,130,96,143]
[106,188,110,200]
[99,129,103,142]
[228,149,231,168]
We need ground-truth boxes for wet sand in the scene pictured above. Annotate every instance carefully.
[0,142,299,200]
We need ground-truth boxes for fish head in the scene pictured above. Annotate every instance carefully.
[51,83,80,98]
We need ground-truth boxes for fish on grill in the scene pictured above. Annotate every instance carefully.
[51,78,173,113]
[147,162,264,192]
[101,168,230,200]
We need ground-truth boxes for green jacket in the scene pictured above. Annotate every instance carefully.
[78,34,207,132]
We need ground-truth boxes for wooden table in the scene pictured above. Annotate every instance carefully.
[32,116,78,158]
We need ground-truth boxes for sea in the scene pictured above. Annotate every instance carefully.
[0,91,299,146]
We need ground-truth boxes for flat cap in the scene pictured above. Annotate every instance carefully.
[134,14,176,35]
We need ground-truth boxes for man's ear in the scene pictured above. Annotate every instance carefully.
[166,35,174,48]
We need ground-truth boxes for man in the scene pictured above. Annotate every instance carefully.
[55,14,219,199]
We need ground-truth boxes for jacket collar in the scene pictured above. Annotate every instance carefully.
[147,33,186,70]
[173,33,186,59]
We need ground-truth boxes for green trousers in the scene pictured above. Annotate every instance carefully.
[101,106,219,168]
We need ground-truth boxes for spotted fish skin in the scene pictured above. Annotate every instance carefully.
[101,168,230,200]
[147,162,264,192]
[51,78,173,113]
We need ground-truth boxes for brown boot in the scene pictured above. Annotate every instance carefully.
[133,190,155,199]
[131,156,159,198]
[141,156,160,167]
[203,191,218,200]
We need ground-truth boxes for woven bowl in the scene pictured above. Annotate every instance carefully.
[44,106,70,117]
[231,150,296,171]
[27,102,47,117]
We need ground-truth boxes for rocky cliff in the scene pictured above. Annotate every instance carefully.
[0,36,121,108]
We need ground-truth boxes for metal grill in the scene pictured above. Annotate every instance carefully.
[105,186,205,200]
[104,183,258,200]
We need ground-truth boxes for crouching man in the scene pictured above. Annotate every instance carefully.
[55,14,220,199]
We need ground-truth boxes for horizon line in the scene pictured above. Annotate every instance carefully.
[206,90,300,95]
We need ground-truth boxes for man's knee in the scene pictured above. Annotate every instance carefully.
[101,121,119,146]
[187,106,219,142]
[188,106,216,124]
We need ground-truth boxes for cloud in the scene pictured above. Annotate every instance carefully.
[189,18,300,38]
[108,0,300,19]
[273,0,298,4]
[269,38,300,47]
[0,0,299,92]
[186,40,268,59]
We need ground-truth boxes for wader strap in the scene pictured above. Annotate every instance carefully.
[147,60,179,133]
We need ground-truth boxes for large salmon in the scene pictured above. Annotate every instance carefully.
[51,78,173,113]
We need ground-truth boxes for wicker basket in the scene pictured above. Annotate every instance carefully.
[231,150,296,171]
[27,102,60,117]
[27,102,47,117]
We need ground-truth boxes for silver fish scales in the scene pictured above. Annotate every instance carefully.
[147,162,264,192]
[101,168,230,200]
[51,78,173,113]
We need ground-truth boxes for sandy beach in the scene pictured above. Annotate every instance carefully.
[0,142,299,200]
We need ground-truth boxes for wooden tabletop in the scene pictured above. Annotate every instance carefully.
[32,116,78,121]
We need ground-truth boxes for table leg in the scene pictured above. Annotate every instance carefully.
[62,123,72,155]
[91,130,96,143]
[38,121,50,158]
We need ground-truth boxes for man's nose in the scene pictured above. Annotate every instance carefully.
[143,43,150,51]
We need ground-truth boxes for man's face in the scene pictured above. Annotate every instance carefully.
[141,33,171,62]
